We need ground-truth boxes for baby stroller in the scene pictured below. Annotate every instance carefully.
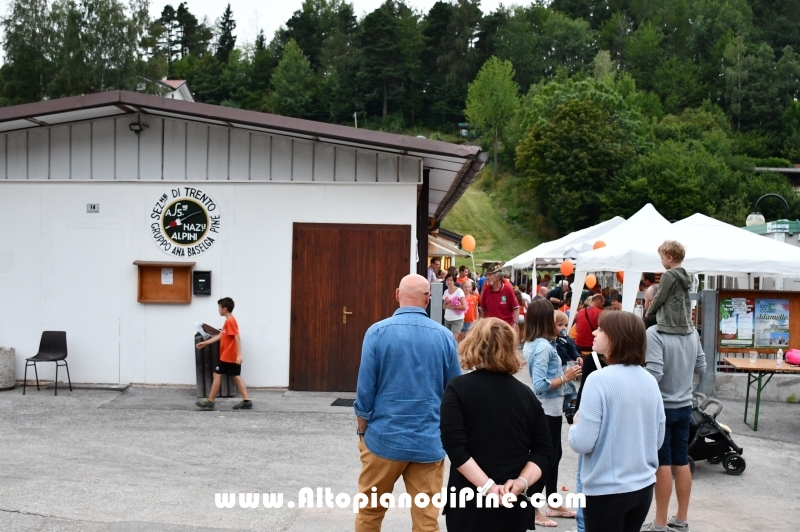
[687,392,746,475]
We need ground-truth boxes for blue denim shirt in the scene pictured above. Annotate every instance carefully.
[525,338,565,399]
[354,306,461,463]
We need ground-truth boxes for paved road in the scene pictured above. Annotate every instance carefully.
[1,384,798,531]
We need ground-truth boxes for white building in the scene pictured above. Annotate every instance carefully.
[158,79,194,101]
[0,91,485,391]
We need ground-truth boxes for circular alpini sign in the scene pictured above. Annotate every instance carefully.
[150,187,221,257]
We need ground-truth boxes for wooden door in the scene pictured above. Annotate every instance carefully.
[290,223,411,391]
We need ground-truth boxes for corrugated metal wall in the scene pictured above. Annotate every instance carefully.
[0,115,423,184]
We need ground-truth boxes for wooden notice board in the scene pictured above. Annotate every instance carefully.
[134,261,195,304]
[717,289,800,353]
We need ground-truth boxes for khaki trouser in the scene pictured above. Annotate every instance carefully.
[354,437,444,532]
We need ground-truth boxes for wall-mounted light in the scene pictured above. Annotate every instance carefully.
[129,117,148,135]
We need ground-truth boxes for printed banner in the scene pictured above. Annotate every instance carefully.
[754,299,790,348]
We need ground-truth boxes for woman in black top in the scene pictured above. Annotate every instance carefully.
[440,318,553,532]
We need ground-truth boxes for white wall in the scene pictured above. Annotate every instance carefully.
[0,182,418,386]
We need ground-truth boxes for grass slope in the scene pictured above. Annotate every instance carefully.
[443,186,540,269]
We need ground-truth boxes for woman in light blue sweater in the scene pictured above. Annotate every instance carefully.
[568,311,665,532]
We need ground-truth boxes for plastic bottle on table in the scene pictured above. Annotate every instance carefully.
[777,348,784,367]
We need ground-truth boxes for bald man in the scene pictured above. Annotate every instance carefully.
[354,274,461,532]
[644,283,660,329]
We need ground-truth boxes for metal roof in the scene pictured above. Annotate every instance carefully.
[754,167,800,173]
[429,235,471,257]
[0,91,485,220]
[742,219,800,235]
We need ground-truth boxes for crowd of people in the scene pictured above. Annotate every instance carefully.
[354,240,706,532]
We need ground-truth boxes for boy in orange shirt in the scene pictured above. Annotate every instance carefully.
[458,280,480,342]
[195,297,252,410]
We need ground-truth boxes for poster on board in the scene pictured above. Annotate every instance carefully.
[754,299,790,348]
[719,298,755,347]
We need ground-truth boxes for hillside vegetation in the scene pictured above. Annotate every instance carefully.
[443,184,539,269]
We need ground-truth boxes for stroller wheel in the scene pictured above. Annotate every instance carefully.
[688,457,696,475]
[722,453,746,475]
[707,454,724,465]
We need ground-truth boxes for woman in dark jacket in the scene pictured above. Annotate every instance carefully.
[440,318,553,532]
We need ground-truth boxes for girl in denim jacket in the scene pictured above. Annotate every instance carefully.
[522,299,582,527]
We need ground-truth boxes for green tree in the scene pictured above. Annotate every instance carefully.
[214,4,236,63]
[176,2,212,58]
[466,57,519,177]
[540,11,596,77]
[723,35,750,129]
[0,0,53,103]
[784,101,800,162]
[358,1,423,120]
[421,0,482,126]
[515,77,648,233]
[606,140,733,221]
[493,6,548,91]
[598,11,631,64]
[624,22,664,92]
[652,58,705,115]
[271,39,315,117]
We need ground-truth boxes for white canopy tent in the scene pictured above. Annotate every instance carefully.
[567,213,800,327]
[504,217,625,270]
[561,203,671,258]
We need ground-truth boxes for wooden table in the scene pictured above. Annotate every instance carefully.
[723,357,800,430]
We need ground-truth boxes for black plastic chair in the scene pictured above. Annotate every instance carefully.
[24,331,72,396]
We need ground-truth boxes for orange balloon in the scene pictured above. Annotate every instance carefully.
[461,234,476,252]
[593,240,606,250]
[560,260,574,276]
[616,271,625,283]
[585,274,597,289]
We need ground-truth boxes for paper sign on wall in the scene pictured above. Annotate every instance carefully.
[161,268,174,285]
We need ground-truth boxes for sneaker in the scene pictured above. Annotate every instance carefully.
[641,523,669,532]
[233,400,253,410]
[196,398,215,410]
[667,517,690,532]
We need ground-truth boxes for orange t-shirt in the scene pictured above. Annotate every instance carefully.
[457,275,470,286]
[464,294,480,323]
[219,316,240,363]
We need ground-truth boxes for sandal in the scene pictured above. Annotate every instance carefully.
[546,509,577,518]
[535,519,558,527]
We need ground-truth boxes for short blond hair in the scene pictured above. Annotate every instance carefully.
[459,318,523,373]
[554,310,569,325]
[658,240,686,262]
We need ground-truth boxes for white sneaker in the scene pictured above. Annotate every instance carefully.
[667,516,690,532]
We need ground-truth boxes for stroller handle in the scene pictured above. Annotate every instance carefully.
[701,398,723,418]
[693,392,708,404]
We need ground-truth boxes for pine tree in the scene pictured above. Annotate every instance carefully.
[271,39,315,117]
[0,0,53,102]
[176,3,212,58]
[214,4,236,63]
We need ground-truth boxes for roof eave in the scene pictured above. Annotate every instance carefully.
[0,91,481,161]
[433,150,488,222]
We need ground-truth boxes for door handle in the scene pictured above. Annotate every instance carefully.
[343,307,353,324]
